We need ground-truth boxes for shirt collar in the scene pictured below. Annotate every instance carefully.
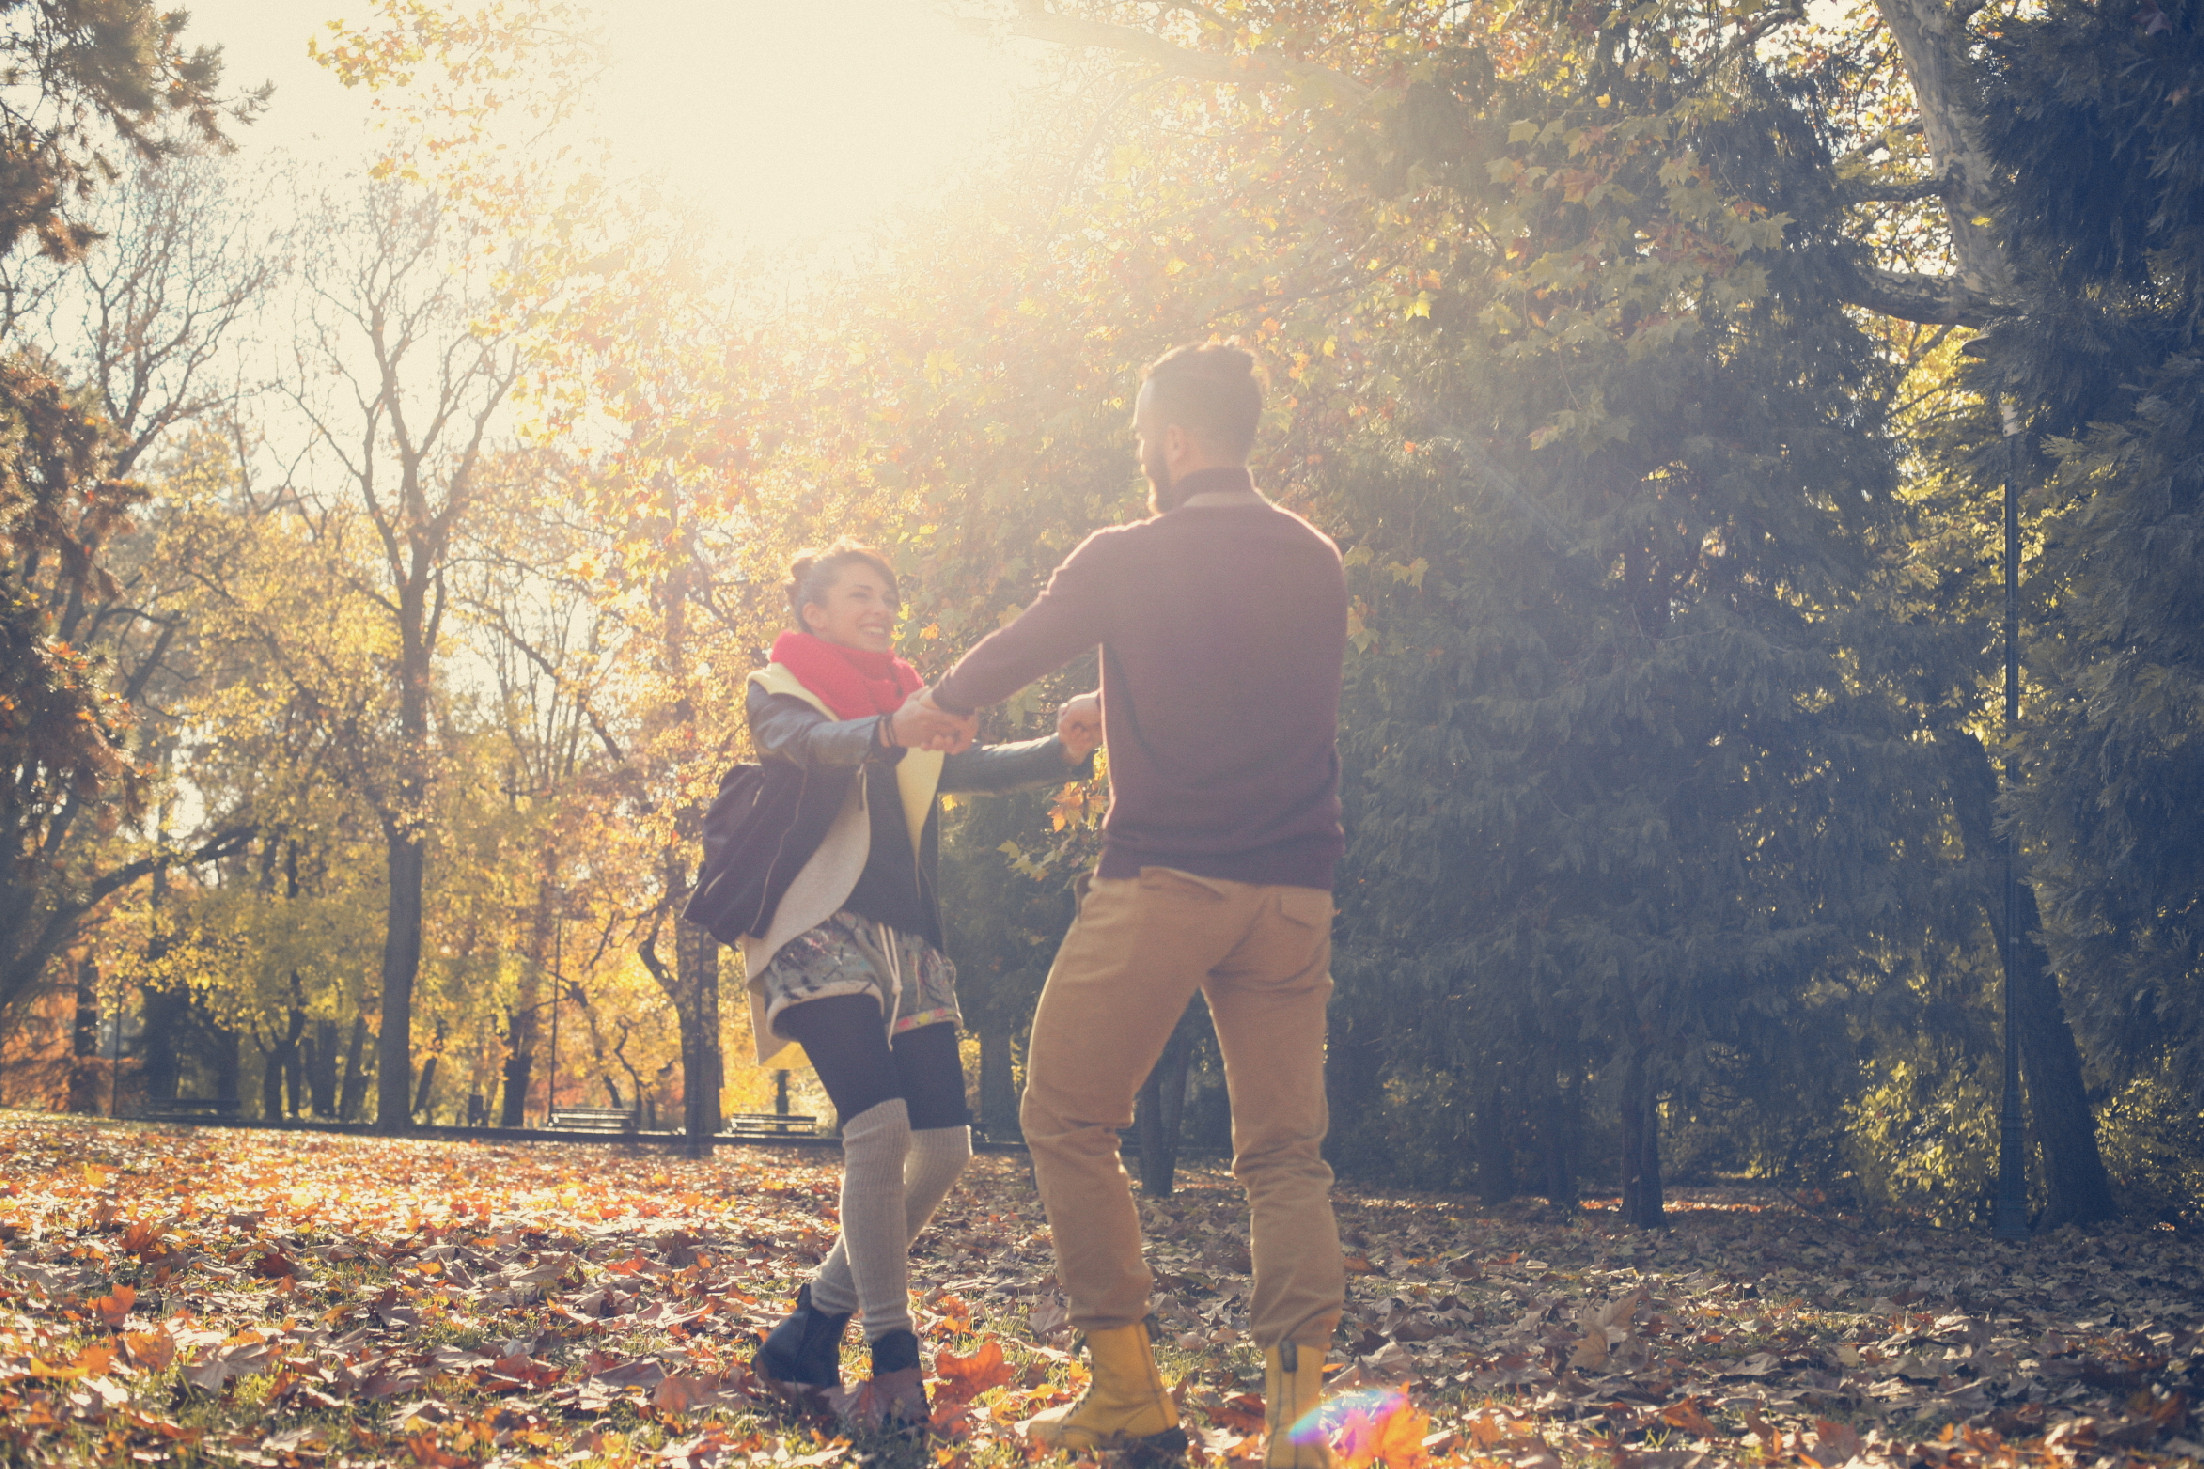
[1170,466,1257,505]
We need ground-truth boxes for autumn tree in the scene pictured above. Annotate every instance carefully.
[283,177,519,1131]
[1,0,258,1025]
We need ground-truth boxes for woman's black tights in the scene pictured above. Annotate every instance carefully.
[775,992,970,1129]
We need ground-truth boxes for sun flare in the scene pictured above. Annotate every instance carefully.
[589,1,1027,245]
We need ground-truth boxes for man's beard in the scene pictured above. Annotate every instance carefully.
[1142,441,1174,514]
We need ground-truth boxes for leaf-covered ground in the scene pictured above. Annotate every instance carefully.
[2,1113,2199,1468]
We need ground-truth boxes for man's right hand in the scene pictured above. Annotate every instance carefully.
[891,685,978,754]
[1057,689,1102,762]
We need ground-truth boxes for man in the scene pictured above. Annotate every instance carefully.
[910,342,1347,1467]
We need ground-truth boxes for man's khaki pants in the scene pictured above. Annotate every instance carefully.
[1020,866,1345,1349]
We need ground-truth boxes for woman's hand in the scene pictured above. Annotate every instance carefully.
[1057,690,1102,763]
[891,686,978,753]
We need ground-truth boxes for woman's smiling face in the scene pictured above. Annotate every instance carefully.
[800,562,898,653]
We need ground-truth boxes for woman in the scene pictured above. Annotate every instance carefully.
[744,539,1096,1430]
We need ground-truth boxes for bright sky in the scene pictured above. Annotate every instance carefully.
[185,0,1028,247]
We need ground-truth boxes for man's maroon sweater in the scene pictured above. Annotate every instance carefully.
[931,468,1346,891]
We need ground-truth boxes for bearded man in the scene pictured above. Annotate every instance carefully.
[913,341,1347,1467]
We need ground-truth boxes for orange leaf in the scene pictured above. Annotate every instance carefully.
[90,1283,136,1327]
[933,1341,1014,1405]
[1334,1393,1430,1469]
[123,1328,177,1372]
[654,1374,718,1413]
[1659,1398,1722,1437]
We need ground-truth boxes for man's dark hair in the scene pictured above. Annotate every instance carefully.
[1142,341,1264,460]
[786,539,900,626]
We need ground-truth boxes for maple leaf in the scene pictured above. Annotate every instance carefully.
[1809,1417,1863,1465]
[1328,1391,1431,1469]
[654,1373,722,1413]
[122,1327,176,1372]
[934,1340,1015,1405]
[89,1282,136,1327]
[1656,1397,1722,1437]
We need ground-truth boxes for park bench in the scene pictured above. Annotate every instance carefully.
[139,1098,241,1124]
[722,1112,819,1140]
[548,1106,640,1133]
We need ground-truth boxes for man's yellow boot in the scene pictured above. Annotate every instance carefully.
[1264,1341,1333,1469]
[1030,1320,1186,1459]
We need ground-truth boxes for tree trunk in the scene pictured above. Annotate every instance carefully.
[1996,882,2117,1226]
[1475,1079,1516,1205]
[308,1019,339,1117]
[140,984,188,1105]
[295,1025,317,1117]
[338,1010,371,1122]
[208,1018,241,1110]
[374,830,425,1132]
[1941,734,2116,1224]
[1539,1066,1580,1214]
[1322,1010,1384,1166]
[71,956,97,1057]
[501,878,551,1126]
[1136,1025,1193,1197]
[979,1023,1019,1140]
[1620,1051,1664,1228]
[676,920,721,1158]
[261,1038,285,1122]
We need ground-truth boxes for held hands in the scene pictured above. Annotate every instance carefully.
[891,685,978,754]
[1057,689,1102,764]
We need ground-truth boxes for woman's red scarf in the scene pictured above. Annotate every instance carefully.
[770,630,922,720]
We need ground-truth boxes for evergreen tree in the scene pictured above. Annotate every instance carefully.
[1986,0,2204,1104]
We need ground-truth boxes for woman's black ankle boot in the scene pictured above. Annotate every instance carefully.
[754,1283,851,1393]
[830,1328,930,1431]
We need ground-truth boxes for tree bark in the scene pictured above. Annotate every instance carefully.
[1621,1051,1665,1228]
[411,1050,439,1120]
[1322,1011,1384,1164]
[140,984,187,1105]
[71,956,97,1058]
[1136,1025,1193,1197]
[1476,1079,1516,1205]
[1539,1067,1580,1214]
[261,1038,285,1122]
[307,1019,338,1117]
[1870,0,2017,308]
[674,920,721,1157]
[979,1023,1019,1140]
[374,830,425,1131]
[500,882,551,1126]
[1940,734,2117,1224]
[207,1015,241,1109]
[338,1010,370,1122]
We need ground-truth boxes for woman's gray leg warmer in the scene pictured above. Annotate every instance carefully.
[809,1120,972,1338]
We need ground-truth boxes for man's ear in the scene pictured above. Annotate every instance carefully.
[1164,422,1192,466]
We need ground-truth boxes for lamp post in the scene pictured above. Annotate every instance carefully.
[546,920,561,1128]
[108,966,123,1120]
[1993,401,2031,1241]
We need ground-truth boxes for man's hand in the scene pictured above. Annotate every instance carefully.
[1057,689,1102,764]
[892,685,978,754]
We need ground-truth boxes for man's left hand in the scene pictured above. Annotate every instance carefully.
[893,686,978,753]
